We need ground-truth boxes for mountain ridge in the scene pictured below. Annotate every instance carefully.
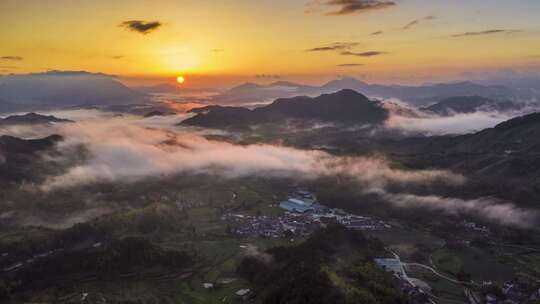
[0,71,148,109]
[0,113,73,126]
[421,96,520,115]
[182,89,389,128]
[209,76,533,106]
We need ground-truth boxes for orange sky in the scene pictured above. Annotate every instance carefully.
[1,0,539,87]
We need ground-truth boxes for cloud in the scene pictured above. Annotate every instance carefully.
[32,112,537,228]
[402,15,436,30]
[306,42,385,59]
[384,108,520,136]
[1,56,23,61]
[211,49,225,53]
[255,74,281,79]
[21,207,114,230]
[340,51,387,57]
[307,0,397,16]
[243,244,273,264]
[371,31,383,36]
[379,192,537,229]
[120,20,162,34]
[306,42,359,52]
[451,29,521,38]
[111,55,124,60]
[42,120,329,188]
[337,63,364,67]
[402,20,419,30]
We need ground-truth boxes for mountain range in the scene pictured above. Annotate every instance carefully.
[182,89,389,128]
[363,111,540,209]
[183,85,540,209]
[0,113,73,126]
[209,77,537,106]
[0,134,63,183]
[0,71,147,112]
[420,96,521,116]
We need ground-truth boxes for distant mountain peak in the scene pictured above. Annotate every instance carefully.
[143,110,175,118]
[210,76,534,107]
[331,88,368,97]
[322,77,369,89]
[494,112,540,130]
[0,134,63,155]
[8,70,117,78]
[421,95,519,116]
[231,82,264,90]
[269,81,304,87]
[0,72,147,108]
[183,89,388,129]
[0,113,73,125]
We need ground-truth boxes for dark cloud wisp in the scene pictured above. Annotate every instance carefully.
[1,56,23,61]
[307,0,396,16]
[306,42,387,59]
[120,20,162,35]
[340,51,387,57]
[307,42,360,52]
[402,20,419,30]
[337,63,364,67]
[451,29,521,38]
[403,15,436,30]
[255,74,281,79]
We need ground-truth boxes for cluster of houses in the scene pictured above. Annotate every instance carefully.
[279,190,391,231]
[462,220,490,234]
[223,213,321,238]
[398,279,432,304]
[374,257,432,304]
[223,189,390,239]
[483,280,540,304]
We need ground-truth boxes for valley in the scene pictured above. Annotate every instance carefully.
[2,78,540,303]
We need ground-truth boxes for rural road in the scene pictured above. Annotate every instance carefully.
[403,262,473,285]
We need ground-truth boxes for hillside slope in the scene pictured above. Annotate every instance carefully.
[182,89,389,129]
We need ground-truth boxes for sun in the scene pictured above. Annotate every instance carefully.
[176,75,185,84]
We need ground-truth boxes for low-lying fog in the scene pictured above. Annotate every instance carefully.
[2,108,537,228]
[386,111,514,135]
[381,98,540,135]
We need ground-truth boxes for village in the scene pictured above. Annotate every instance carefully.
[241,191,540,304]
[4,186,539,304]
[222,189,390,239]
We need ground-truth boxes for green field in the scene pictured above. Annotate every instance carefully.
[518,253,540,275]
[366,227,445,262]
[407,268,466,304]
[432,246,516,284]
[4,172,538,303]
[432,249,463,275]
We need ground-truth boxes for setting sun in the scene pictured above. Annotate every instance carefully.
[2,1,540,302]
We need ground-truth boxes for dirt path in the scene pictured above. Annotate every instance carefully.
[404,262,473,286]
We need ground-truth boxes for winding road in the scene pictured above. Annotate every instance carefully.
[403,262,473,285]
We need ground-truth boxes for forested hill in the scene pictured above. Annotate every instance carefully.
[237,224,408,304]
[182,89,389,129]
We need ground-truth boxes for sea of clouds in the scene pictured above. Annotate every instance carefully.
[1,109,529,228]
